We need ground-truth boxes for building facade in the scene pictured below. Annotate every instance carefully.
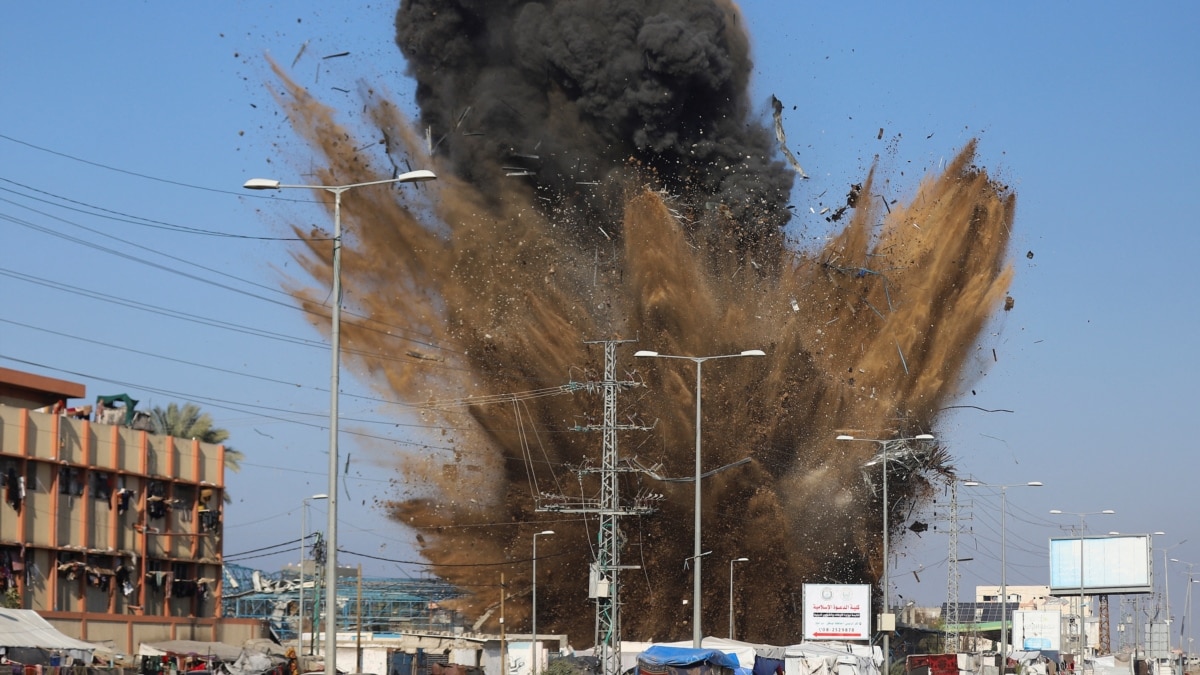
[0,367,255,651]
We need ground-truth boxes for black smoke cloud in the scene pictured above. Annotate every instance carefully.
[395,0,795,235]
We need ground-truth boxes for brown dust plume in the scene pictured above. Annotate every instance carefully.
[263,0,1015,647]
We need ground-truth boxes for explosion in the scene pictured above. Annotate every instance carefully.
[265,0,1014,646]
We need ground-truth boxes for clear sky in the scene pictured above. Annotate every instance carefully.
[3,0,1198,637]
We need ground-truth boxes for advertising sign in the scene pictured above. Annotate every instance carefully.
[803,584,872,640]
[1048,534,1153,595]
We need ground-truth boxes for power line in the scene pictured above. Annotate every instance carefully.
[0,132,307,202]
[0,177,315,240]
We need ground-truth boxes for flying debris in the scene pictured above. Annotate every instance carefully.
[771,95,809,179]
[267,0,1017,648]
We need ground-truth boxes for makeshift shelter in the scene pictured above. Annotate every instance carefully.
[659,637,786,675]
[784,642,881,675]
[1092,654,1133,675]
[137,639,290,675]
[638,645,741,675]
[1009,650,1063,675]
[0,608,96,666]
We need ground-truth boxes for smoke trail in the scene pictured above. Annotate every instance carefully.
[263,0,1015,646]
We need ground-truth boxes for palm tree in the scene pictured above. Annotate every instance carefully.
[150,402,244,472]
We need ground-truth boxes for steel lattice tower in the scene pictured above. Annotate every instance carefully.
[1099,595,1111,654]
[945,479,961,653]
[536,340,656,675]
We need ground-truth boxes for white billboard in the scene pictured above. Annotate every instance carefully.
[1013,609,1063,651]
[1048,534,1153,595]
[803,584,872,640]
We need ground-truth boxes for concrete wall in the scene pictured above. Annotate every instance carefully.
[44,614,264,655]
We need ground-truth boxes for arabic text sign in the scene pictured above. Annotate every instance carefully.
[803,584,872,640]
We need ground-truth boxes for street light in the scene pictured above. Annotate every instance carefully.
[1049,509,1115,672]
[1162,540,1188,654]
[963,480,1042,657]
[635,349,766,648]
[1171,559,1199,666]
[298,494,328,658]
[729,557,749,639]
[245,169,438,675]
[532,530,555,675]
[1186,576,1200,665]
[836,433,935,672]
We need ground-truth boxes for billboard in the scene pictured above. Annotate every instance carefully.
[1013,609,1063,651]
[803,584,872,640]
[1048,534,1153,595]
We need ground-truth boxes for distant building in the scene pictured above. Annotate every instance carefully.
[0,366,257,652]
[974,584,1067,613]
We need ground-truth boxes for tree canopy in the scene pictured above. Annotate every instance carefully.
[151,402,243,472]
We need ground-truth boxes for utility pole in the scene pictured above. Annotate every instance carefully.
[537,339,657,675]
[500,574,507,675]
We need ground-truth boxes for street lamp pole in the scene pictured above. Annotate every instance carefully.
[1185,571,1195,662]
[298,494,328,659]
[1163,541,1188,655]
[1172,561,1199,666]
[729,557,749,639]
[532,530,554,675]
[1049,508,1115,673]
[963,481,1042,658]
[836,433,935,673]
[635,349,765,648]
[244,170,437,675]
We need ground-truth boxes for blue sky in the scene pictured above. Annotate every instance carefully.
[3,1,1198,634]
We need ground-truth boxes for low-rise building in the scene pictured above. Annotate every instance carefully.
[0,366,258,652]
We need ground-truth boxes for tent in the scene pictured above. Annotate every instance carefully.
[784,641,881,675]
[658,637,787,675]
[138,640,249,662]
[138,639,290,675]
[638,645,741,675]
[0,608,96,665]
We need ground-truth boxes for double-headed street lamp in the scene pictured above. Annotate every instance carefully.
[532,530,555,675]
[963,480,1042,657]
[244,170,437,675]
[729,557,749,640]
[1049,508,1115,671]
[836,433,935,672]
[635,349,765,648]
[298,494,328,658]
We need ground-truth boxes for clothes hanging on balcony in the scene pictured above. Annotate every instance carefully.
[116,488,135,514]
[4,468,23,513]
[146,496,167,520]
[199,509,220,532]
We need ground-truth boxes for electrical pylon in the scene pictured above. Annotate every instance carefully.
[945,479,961,653]
[536,339,658,675]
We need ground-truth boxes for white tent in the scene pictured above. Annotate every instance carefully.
[784,642,881,675]
[138,640,247,662]
[0,608,96,665]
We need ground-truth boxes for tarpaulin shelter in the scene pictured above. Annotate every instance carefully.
[0,608,96,665]
[96,393,140,426]
[659,637,787,675]
[784,641,881,675]
[1009,650,1064,675]
[638,645,741,675]
[138,639,289,675]
[138,640,247,662]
